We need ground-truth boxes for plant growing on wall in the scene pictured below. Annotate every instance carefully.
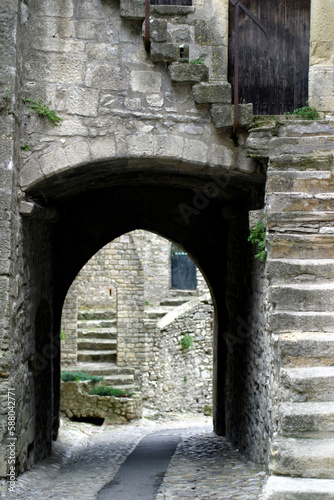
[0,87,13,115]
[248,216,267,262]
[90,386,133,398]
[61,371,104,384]
[285,101,320,120]
[180,333,193,351]
[22,97,63,126]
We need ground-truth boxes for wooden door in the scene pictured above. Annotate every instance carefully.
[151,0,192,5]
[228,0,310,115]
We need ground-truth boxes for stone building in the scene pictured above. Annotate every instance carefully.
[1,0,334,497]
[61,230,214,413]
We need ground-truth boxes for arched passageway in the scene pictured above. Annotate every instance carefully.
[22,161,269,469]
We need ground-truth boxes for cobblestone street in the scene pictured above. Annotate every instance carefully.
[0,414,266,500]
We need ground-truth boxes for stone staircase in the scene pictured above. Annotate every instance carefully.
[75,308,137,391]
[145,290,198,321]
[256,118,334,498]
[120,0,252,130]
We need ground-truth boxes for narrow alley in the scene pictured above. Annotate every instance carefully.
[0,415,266,499]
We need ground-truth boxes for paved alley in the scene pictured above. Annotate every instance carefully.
[0,414,266,500]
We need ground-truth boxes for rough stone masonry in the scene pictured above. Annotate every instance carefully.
[0,1,334,498]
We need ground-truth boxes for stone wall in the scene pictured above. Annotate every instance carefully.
[61,381,142,423]
[132,230,171,306]
[61,282,78,366]
[309,0,334,115]
[142,294,213,413]
[224,208,272,465]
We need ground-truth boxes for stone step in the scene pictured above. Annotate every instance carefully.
[159,297,189,307]
[278,332,334,368]
[270,136,334,156]
[77,327,117,339]
[267,259,334,285]
[279,402,334,437]
[267,192,334,215]
[77,319,116,329]
[145,307,172,319]
[269,284,334,312]
[77,309,116,321]
[77,339,117,351]
[281,366,334,401]
[270,437,334,479]
[169,61,209,83]
[269,234,334,260]
[75,362,135,376]
[263,476,334,500]
[268,152,333,171]
[277,120,334,137]
[269,311,334,333]
[77,350,117,362]
[102,374,135,386]
[267,170,334,195]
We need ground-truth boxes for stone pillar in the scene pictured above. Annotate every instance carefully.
[309,0,334,115]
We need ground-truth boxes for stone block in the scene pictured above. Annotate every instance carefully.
[263,476,334,500]
[126,134,154,158]
[169,62,209,83]
[25,54,86,84]
[309,66,334,114]
[120,0,145,19]
[192,82,231,104]
[66,88,99,117]
[150,5,194,16]
[154,135,184,160]
[208,143,233,169]
[150,43,189,63]
[39,147,69,178]
[210,104,232,128]
[65,141,90,167]
[20,159,44,191]
[29,0,74,18]
[183,139,208,165]
[87,64,128,91]
[130,70,162,93]
[149,19,167,43]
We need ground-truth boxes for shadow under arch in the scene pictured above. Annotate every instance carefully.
[23,162,265,451]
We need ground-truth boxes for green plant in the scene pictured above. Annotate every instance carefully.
[145,301,149,306]
[285,101,320,120]
[21,142,31,152]
[0,87,13,115]
[60,330,67,341]
[90,386,133,398]
[22,97,63,126]
[184,375,188,383]
[248,216,267,262]
[61,371,104,384]
[189,57,205,65]
[180,333,193,351]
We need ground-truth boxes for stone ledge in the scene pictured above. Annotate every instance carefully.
[192,82,232,104]
[210,103,253,129]
[169,61,208,83]
[151,5,195,16]
[61,381,142,423]
[120,0,145,19]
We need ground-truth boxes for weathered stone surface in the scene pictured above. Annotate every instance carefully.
[169,62,209,83]
[120,0,145,19]
[66,88,99,117]
[281,366,334,402]
[150,42,189,63]
[270,437,334,478]
[263,476,334,500]
[192,82,231,104]
[149,19,168,43]
[130,70,162,93]
[89,136,116,161]
[279,402,334,436]
[269,311,334,333]
[210,103,253,129]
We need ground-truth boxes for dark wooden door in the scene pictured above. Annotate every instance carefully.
[171,246,197,290]
[151,0,192,5]
[228,0,310,115]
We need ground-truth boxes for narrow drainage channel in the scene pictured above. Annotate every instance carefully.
[97,430,181,500]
